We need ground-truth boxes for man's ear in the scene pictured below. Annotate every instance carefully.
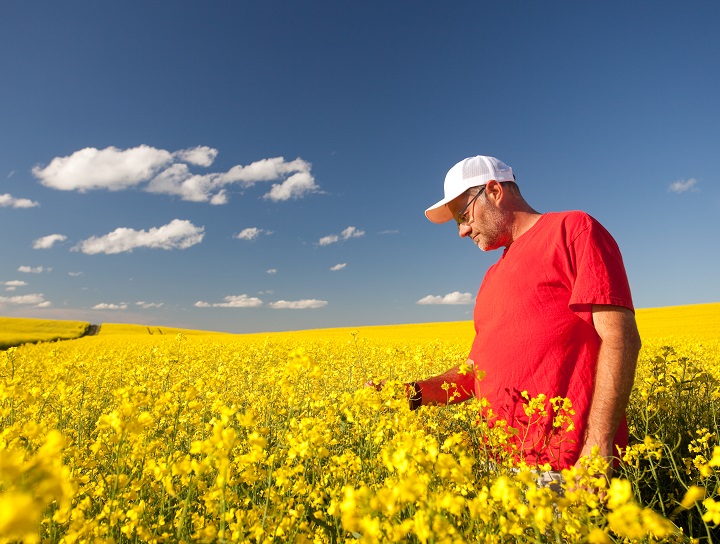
[484,180,504,204]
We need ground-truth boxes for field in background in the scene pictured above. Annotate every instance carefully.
[2,302,718,348]
[252,301,720,343]
[636,302,720,339]
[98,323,229,337]
[0,316,90,350]
[242,319,477,343]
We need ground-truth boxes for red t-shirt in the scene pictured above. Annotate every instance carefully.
[469,211,634,470]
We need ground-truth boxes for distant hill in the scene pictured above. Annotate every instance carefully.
[0,316,91,350]
[97,323,229,336]
[635,302,720,340]
[2,302,718,349]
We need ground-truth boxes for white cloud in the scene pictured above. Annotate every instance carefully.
[0,193,40,208]
[146,155,319,204]
[262,171,320,202]
[235,227,269,241]
[173,146,218,167]
[136,301,164,309]
[33,146,320,204]
[33,145,320,207]
[221,157,311,186]
[194,294,263,308]
[668,178,699,194]
[318,226,365,246]
[33,234,68,249]
[193,295,326,309]
[18,266,46,274]
[318,235,340,246]
[92,303,128,310]
[209,190,228,205]
[268,299,328,309]
[3,280,27,291]
[341,226,365,239]
[73,219,204,255]
[266,269,277,275]
[33,145,174,191]
[330,263,347,271]
[145,164,221,203]
[0,293,49,307]
[416,291,474,305]
[68,271,83,277]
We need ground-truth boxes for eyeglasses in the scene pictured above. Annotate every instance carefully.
[454,186,486,228]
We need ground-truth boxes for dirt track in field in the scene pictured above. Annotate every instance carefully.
[83,324,102,336]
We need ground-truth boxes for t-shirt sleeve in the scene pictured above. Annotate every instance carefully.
[567,214,634,313]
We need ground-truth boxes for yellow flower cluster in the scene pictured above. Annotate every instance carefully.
[1,329,719,542]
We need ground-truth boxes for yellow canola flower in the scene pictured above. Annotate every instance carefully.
[0,492,40,543]
[607,502,676,540]
[605,478,634,511]
[587,527,613,544]
[703,497,720,526]
[413,509,431,543]
[680,485,706,509]
[709,445,720,467]
[0,430,74,542]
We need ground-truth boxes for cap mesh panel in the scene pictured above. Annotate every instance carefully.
[462,157,491,180]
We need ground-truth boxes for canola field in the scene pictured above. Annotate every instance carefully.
[0,317,91,350]
[1,305,720,543]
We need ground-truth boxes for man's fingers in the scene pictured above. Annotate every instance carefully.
[364,379,385,391]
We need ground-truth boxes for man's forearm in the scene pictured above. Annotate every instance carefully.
[415,360,477,406]
[581,306,641,459]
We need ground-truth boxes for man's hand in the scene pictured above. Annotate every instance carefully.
[364,379,386,391]
[364,358,477,410]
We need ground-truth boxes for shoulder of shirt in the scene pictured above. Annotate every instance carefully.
[550,210,593,222]
[539,211,603,245]
[545,210,603,229]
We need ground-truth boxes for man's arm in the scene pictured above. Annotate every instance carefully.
[414,360,477,406]
[578,304,641,464]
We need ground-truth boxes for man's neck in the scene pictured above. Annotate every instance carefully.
[507,209,542,247]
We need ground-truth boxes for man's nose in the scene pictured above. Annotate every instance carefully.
[458,223,472,238]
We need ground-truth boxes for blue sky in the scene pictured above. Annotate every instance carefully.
[1,1,718,334]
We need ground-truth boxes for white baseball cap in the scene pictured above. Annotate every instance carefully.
[425,155,515,223]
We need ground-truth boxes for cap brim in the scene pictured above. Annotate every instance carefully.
[424,199,454,224]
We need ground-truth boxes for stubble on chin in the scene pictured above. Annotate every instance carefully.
[474,238,489,252]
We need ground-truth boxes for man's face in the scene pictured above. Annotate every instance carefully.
[449,183,510,251]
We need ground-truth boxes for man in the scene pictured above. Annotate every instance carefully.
[416,155,641,473]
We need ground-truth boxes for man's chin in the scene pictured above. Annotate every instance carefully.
[474,238,500,252]
[475,240,489,252]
